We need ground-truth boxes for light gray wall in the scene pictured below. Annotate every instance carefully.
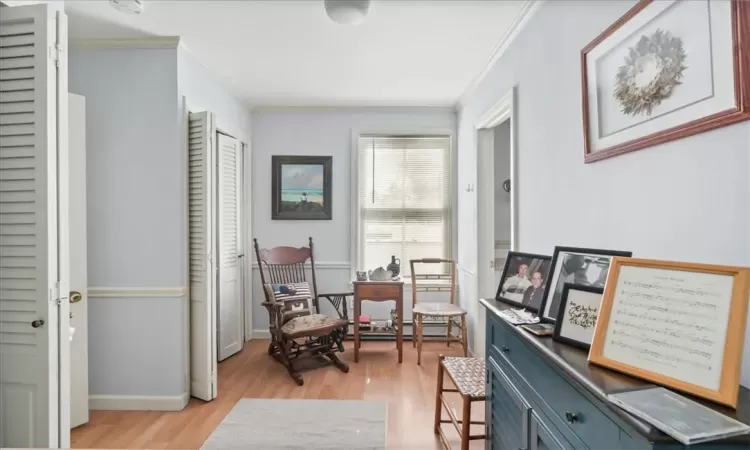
[250,108,456,332]
[69,48,186,396]
[456,0,750,386]
[493,120,511,242]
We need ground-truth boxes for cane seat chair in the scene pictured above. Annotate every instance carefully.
[254,237,351,385]
[410,259,468,365]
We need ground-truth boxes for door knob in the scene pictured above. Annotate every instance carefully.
[31,319,45,328]
[70,291,83,303]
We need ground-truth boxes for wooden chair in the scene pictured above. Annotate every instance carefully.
[253,237,351,386]
[435,355,487,450]
[410,259,467,365]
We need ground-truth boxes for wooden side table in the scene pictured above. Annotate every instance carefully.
[353,280,404,363]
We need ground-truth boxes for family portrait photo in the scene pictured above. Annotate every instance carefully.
[271,155,332,220]
[496,252,551,312]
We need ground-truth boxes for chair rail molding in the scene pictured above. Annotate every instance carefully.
[87,287,188,298]
[250,261,350,270]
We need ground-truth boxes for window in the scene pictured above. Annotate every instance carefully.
[356,134,452,278]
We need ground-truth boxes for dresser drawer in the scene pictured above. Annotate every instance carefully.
[355,283,400,300]
[490,322,624,449]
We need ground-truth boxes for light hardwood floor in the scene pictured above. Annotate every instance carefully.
[71,339,485,449]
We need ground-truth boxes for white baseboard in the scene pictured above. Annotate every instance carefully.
[89,392,189,411]
[252,329,272,339]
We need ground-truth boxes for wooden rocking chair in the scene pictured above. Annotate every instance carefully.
[253,237,351,385]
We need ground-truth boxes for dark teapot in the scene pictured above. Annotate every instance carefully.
[386,255,401,277]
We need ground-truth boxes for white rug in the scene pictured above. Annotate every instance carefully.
[201,399,388,449]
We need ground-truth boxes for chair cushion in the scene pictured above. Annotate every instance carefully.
[280,314,348,338]
[266,282,314,323]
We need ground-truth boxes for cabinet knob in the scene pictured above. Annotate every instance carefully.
[501,345,510,353]
[565,411,579,424]
[31,319,44,328]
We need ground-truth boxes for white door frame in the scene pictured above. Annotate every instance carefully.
[473,86,518,356]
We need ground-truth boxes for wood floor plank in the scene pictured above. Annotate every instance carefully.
[71,340,485,449]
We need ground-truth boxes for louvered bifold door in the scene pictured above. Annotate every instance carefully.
[0,3,68,448]
[216,133,242,361]
[188,111,217,401]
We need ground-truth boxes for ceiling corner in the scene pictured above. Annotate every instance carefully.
[455,0,544,109]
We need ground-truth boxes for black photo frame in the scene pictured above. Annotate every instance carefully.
[552,283,604,351]
[271,155,332,220]
[495,251,551,312]
[539,246,632,323]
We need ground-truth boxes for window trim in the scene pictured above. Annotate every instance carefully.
[350,127,456,282]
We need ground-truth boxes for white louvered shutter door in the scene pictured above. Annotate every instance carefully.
[0,4,69,448]
[187,111,217,401]
[216,133,242,361]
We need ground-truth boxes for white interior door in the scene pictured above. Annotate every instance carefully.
[0,3,70,447]
[69,93,88,428]
[216,132,242,361]
[188,111,217,401]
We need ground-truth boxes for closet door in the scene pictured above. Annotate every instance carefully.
[188,111,217,401]
[216,133,242,361]
[0,3,69,447]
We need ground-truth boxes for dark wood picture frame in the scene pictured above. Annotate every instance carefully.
[495,251,552,313]
[271,155,333,220]
[552,283,604,351]
[539,246,632,324]
[581,0,750,163]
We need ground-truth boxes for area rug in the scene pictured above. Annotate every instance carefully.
[201,399,387,449]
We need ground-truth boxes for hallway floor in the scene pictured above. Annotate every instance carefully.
[71,339,485,449]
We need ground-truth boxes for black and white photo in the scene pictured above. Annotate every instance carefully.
[539,246,631,322]
[553,283,604,350]
[496,252,551,312]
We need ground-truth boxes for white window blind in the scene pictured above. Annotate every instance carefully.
[357,135,452,277]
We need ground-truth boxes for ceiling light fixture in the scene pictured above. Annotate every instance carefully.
[109,0,145,15]
[324,0,370,26]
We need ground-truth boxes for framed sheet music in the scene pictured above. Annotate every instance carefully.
[589,257,750,408]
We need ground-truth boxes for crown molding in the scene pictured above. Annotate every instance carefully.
[455,0,544,109]
[70,36,181,50]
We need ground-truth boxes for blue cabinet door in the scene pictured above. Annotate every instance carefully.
[530,411,573,450]
[488,355,531,450]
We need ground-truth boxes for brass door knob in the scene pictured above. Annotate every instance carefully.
[70,291,83,303]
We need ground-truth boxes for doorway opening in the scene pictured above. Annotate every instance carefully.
[473,86,518,356]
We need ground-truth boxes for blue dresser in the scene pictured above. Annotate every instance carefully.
[480,298,750,450]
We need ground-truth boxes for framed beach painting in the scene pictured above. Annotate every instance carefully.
[581,0,750,163]
[271,155,332,220]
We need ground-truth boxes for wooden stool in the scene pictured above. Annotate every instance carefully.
[434,355,486,450]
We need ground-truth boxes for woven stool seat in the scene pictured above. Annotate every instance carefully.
[442,357,486,399]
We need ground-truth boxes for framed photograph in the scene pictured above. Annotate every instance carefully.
[271,155,332,220]
[589,257,750,408]
[581,0,750,163]
[495,251,551,312]
[539,246,632,323]
[552,283,604,351]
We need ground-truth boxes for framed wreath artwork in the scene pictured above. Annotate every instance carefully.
[581,0,750,163]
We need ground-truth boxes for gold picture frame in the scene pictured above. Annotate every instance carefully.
[589,257,750,408]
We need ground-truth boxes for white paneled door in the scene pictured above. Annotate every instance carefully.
[188,111,217,401]
[216,132,243,361]
[0,3,70,448]
[69,93,88,428]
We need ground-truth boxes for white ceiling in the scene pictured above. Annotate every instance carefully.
[60,0,528,107]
